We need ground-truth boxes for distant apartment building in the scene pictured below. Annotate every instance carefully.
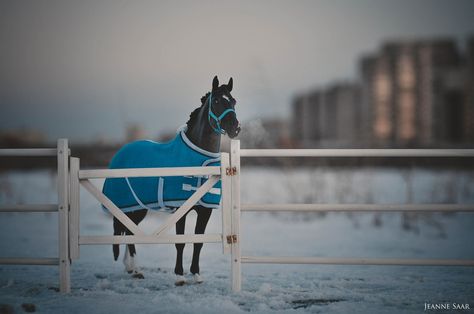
[292,91,323,144]
[360,40,462,145]
[360,39,466,146]
[325,84,361,143]
[292,83,361,147]
[292,36,473,148]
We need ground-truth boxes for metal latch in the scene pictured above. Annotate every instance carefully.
[226,167,237,176]
[226,235,238,244]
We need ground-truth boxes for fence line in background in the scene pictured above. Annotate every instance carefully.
[230,140,474,292]
[0,258,59,266]
[241,203,474,212]
[241,256,474,266]
[0,148,58,157]
[0,204,58,212]
[0,140,70,293]
[239,148,474,157]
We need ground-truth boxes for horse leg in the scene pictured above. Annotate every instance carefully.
[174,213,187,285]
[121,209,146,279]
[190,206,212,283]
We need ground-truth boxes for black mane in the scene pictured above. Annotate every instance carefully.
[186,92,210,129]
[200,92,211,105]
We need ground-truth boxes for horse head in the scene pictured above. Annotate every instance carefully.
[206,76,241,138]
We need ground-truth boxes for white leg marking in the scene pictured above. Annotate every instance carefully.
[193,273,204,284]
[123,246,135,273]
[175,275,186,286]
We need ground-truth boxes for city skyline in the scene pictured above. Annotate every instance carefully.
[292,37,474,148]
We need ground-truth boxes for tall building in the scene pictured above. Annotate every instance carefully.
[359,56,376,142]
[291,91,322,145]
[324,83,361,143]
[291,83,361,146]
[394,43,418,144]
[418,40,461,143]
[360,39,461,146]
[370,50,395,142]
[364,41,422,145]
[291,96,304,141]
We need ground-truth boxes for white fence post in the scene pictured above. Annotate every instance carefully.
[230,140,242,292]
[220,153,232,254]
[69,157,80,260]
[57,139,71,293]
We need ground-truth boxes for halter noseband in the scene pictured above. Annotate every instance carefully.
[207,93,236,135]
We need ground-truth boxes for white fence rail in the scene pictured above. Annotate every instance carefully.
[242,203,474,212]
[78,166,221,179]
[0,148,58,157]
[239,148,474,157]
[229,140,474,292]
[0,204,58,212]
[241,256,474,266]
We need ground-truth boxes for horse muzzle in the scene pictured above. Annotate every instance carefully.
[227,123,241,139]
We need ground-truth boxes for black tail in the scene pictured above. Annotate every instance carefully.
[113,217,122,261]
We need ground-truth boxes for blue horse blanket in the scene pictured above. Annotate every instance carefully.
[102,129,221,213]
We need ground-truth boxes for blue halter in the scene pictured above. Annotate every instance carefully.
[207,93,236,135]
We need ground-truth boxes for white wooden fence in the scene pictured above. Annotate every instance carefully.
[228,140,474,292]
[1,139,474,293]
[0,139,71,293]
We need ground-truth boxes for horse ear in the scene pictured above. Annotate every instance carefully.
[227,77,233,92]
[212,76,219,92]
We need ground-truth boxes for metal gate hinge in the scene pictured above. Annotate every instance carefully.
[226,235,238,244]
[226,167,237,176]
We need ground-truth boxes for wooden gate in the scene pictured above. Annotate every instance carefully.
[67,153,233,285]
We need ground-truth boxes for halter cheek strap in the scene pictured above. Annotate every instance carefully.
[207,93,236,135]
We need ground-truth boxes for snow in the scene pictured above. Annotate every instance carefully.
[1,168,474,313]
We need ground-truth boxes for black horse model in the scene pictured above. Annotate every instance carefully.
[103,76,240,285]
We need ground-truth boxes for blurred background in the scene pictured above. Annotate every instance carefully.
[1,0,473,159]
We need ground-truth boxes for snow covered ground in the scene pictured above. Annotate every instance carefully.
[0,168,473,313]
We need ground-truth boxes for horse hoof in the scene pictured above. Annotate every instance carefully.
[193,274,204,284]
[132,271,145,279]
[175,275,186,286]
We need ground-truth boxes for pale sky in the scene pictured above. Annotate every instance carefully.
[1,0,473,142]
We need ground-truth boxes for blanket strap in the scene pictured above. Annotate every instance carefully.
[125,177,156,211]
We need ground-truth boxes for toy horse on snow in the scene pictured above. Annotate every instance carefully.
[102,76,240,285]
